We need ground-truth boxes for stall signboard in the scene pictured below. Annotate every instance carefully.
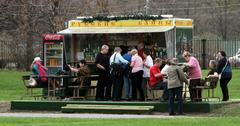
[175,20,193,27]
[68,19,193,28]
[42,34,64,41]
[69,19,174,28]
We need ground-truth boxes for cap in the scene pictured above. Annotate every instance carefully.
[33,57,42,63]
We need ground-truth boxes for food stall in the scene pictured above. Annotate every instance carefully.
[58,15,193,72]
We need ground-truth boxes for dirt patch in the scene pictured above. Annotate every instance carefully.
[0,101,10,112]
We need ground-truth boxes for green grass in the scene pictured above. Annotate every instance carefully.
[0,70,39,100]
[0,117,239,126]
[1,70,240,125]
[201,69,240,99]
[0,69,240,100]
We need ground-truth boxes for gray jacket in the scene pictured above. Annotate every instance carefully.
[167,65,188,89]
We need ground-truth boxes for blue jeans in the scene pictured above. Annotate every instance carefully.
[168,87,183,114]
[123,75,132,99]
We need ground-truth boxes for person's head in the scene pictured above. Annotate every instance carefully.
[143,49,150,58]
[127,47,133,53]
[79,59,87,67]
[168,58,179,65]
[101,44,109,54]
[33,57,42,63]
[216,51,226,60]
[209,60,217,69]
[182,51,191,62]
[154,58,162,67]
[114,47,122,53]
[130,49,138,55]
[172,58,179,64]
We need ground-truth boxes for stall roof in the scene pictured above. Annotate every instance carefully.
[58,26,174,34]
[58,18,193,34]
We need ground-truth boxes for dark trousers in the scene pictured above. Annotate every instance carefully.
[36,79,48,97]
[131,70,145,101]
[155,81,169,100]
[220,77,231,101]
[189,79,202,101]
[168,87,183,115]
[112,76,123,100]
[96,72,112,100]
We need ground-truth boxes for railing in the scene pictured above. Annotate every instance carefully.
[192,39,240,68]
[0,40,42,70]
[1,39,240,70]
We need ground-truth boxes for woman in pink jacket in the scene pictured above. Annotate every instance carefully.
[183,51,202,102]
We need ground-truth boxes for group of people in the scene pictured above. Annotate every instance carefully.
[183,51,232,102]
[30,43,232,115]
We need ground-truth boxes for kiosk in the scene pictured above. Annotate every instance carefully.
[58,15,193,70]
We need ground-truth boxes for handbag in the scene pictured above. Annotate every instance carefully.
[110,53,124,77]
[219,61,228,80]
[27,76,37,86]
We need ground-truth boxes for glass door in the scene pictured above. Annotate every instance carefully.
[44,42,63,74]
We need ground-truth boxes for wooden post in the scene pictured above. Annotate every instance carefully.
[202,39,207,69]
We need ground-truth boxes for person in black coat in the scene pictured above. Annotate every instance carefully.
[216,51,232,101]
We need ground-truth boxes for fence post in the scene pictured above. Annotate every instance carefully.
[202,39,207,69]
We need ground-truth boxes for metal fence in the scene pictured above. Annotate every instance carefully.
[192,39,240,68]
[0,40,42,70]
[1,39,240,70]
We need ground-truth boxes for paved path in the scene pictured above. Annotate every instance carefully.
[0,112,196,119]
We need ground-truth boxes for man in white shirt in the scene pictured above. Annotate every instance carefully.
[142,49,153,98]
[110,47,129,65]
[110,47,129,101]
[161,59,170,83]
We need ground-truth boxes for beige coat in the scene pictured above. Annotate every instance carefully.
[167,65,188,89]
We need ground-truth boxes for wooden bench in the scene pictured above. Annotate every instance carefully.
[21,75,44,100]
[193,76,220,101]
[61,104,154,114]
[145,79,165,101]
[68,75,98,100]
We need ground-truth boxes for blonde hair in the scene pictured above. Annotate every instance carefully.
[130,49,138,55]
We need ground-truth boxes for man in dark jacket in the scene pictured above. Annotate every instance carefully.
[95,45,111,101]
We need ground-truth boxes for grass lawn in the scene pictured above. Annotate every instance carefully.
[201,69,240,99]
[0,117,239,126]
[0,69,240,101]
[0,70,33,100]
[1,69,240,125]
